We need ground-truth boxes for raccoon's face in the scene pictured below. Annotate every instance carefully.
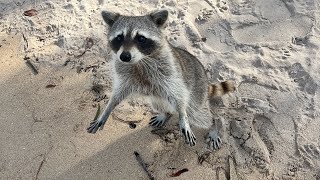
[101,10,168,63]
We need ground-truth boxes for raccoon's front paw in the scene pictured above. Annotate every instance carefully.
[179,120,196,146]
[87,119,106,134]
[149,113,171,128]
[206,130,222,150]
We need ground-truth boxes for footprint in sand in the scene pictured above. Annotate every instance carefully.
[298,140,320,160]
[280,48,291,60]
[254,114,277,155]
[296,135,320,169]
[239,97,278,113]
[196,8,214,23]
[216,0,229,13]
[288,62,318,95]
[229,0,255,15]
[230,112,271,171]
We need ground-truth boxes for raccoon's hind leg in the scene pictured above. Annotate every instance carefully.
[207,129,222,150]
[149,113,172,127]
[149,97,174,128]
[206,117,224,150]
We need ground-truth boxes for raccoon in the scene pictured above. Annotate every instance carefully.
[87,9,235,149]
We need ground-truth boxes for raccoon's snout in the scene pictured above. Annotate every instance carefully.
[120,51,132,62]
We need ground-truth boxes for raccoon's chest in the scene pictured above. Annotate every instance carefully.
[115,59,174,95]
[122,65,170,95]
[131,65,164,93]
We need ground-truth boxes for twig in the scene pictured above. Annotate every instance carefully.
[75,51,86,58]
[22,33,28,51]
[197,151,211,165]
[170,168,189,177]
[34,154,45,180]
[93,104,101,121]
[24,57,38,75]
[134,151,154,180]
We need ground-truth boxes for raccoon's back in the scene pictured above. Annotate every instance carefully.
[171,46,208,105]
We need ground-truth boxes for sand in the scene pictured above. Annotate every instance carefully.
[0,0,319,179]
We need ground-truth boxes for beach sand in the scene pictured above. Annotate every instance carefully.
[0,0,319,179]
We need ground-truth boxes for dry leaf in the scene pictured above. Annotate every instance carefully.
[24,9,37,17]
[45,84,56,88]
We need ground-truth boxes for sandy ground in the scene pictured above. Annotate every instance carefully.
[0,0,320,179]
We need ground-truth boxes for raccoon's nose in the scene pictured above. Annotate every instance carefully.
[120,51,131,62]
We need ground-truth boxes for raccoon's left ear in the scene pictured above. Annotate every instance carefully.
[150,9,168,27]
[102,11,120,27]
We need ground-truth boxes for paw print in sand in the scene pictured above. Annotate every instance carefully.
[216,0,228,13]
[280,48,291,60]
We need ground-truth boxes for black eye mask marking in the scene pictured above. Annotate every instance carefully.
[110,34,124,52]
[134,34,157,55]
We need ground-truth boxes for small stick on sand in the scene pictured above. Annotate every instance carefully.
[25,58,38,75]
[93,104,101,121]
[35,154,45,180]
[112,114,142,129]
[170,168,189,177]
[134,151,154,180]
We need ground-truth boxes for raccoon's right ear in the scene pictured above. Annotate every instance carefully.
[150,9,168,27]
[101,11,120,27]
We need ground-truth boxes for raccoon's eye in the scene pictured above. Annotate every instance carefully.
[137,35,146,43]
[110,34,124,52]
[115,34,124,42]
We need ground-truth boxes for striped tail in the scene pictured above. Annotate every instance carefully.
[208,80,236,97]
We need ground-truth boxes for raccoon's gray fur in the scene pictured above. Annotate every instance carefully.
[87,9,235,148]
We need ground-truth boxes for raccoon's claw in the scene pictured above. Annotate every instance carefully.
[179,120,196,146]
[149,116,164,127]
[149,113,170,128]
[87,120,105,133]
[181,128,196,146]
[206,130,222,150]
